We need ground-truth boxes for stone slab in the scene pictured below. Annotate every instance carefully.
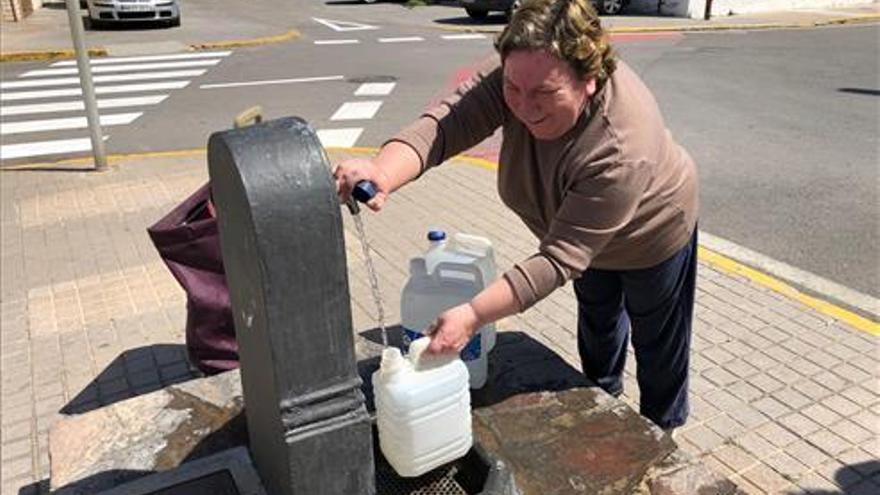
[49,370,245,494]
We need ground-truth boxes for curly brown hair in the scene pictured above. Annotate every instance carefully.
[495,0,617,83]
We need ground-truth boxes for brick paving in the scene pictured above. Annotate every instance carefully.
[1,152,878,495]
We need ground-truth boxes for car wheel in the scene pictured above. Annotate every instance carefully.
[465,7,489,20]
[598,0,627,15]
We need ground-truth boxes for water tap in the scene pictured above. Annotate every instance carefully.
[345,181,378,215]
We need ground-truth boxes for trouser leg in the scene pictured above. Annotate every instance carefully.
[573,268,629,397]
[622,229,698,429]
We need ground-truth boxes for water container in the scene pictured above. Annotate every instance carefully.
[401,230,497,389]
[372,338,472,478]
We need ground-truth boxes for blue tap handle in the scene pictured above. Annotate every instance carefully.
[352,181,378,204]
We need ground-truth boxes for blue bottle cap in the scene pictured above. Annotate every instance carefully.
[427,230,447,241]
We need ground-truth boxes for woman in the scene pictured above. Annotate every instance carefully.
[334,0,698,431]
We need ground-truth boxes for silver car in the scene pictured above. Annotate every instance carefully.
[87,0,181,27]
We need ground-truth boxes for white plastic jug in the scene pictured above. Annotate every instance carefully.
[372,338,472,478]
[401,230,497,389]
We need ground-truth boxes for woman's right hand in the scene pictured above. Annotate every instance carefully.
[333,157,391,212]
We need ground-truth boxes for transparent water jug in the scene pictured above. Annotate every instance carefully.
[401,230,497,389]
[372,338,472,478]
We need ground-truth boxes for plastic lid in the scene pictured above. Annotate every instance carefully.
[427,230,447,241]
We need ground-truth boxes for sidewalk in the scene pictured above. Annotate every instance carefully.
[1,151,877,495]
[1,1,878,61]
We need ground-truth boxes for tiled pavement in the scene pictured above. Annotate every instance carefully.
[1,152,877,495]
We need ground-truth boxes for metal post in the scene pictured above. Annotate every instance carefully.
[64,0,107,171]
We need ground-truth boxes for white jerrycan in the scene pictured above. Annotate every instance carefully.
[372,338,472,478]
[401,230,497,389]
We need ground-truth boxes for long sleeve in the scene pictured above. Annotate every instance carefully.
[387,60,507,174]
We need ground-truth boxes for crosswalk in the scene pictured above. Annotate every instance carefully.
[0,50,231,162]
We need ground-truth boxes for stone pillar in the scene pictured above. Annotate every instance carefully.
[207,117,375,495]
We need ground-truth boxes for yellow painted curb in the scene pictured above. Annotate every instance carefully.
[698,247,878,336]
[0,29,300,63]
[430,15,879,35]
[0,47,107,63]
[189,29,301,50]
[0,148,205,171]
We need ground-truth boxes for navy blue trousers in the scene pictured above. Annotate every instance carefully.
[573,229,698,429]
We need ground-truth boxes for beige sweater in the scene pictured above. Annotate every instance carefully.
[390,59,698,311]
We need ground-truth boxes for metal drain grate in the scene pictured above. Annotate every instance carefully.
[374,445,492,495]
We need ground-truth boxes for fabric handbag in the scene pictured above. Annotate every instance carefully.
[147,182,238,375]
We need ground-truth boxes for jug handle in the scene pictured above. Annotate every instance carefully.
[432,261,484,287]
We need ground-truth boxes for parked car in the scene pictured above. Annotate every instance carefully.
[86,0,181,27]
[461,0,628,20]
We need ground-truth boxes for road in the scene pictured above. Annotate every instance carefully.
[0,4,877,300]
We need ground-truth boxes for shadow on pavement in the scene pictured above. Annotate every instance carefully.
[60,344,200,415]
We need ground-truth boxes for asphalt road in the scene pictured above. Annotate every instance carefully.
[1,4,877,298]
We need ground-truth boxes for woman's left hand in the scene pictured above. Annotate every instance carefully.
[426,303,481,355]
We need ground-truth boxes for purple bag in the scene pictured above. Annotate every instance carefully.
[147,182,239,375]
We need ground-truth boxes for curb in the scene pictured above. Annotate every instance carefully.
[5,147,875,335]
[433,13,880,35]
[0,29,300,63]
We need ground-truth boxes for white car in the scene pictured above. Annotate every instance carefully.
[87,0,181,27]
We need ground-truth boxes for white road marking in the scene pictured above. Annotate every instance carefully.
[314,39,360,45]
[1,81,190,101]
[21,59,221,77]
[354,82,396,96]
[330,101,383,121]
[0,136,107,160]
[378,37,424,43]
[316,128,363,148]
[0,70,206,89]
[700,231,880,319]
[1,112,141,135]
[1,95,168,116]
[441,34,487,40]
[51,51,231,66]
[200,75,344,89]
[312,17,378,32]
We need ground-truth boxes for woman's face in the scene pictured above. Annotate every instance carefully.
[503,49,596,140]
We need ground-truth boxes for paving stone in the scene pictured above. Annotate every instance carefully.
[840,385,878,407]
[679,424,726,455]
[795,471,842,493]
[807,429,854,457]
[740,463,796,494]
[750,373,785,394]
[713,444,758,474]
[824,389,866,416]
[751,396,791,420]
[703,346,736,365]
[786,439,831,469]
[779,412,823,436]
[829,418,873,445]
[802,403,844,426]
[764,450,810,482]
[727,406,771,430]
[794,380,834,402]
[816,458,863,489]
[727,381,763,403]
[702,367,739,387]
[736,432,779,461]
[756,421,799,448]
[0,438,33,462]
[837,447,880,476]
[706,414,747,440]
[772,387,813,411]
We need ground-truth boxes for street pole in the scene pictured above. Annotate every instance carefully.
[64,0,107,171]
